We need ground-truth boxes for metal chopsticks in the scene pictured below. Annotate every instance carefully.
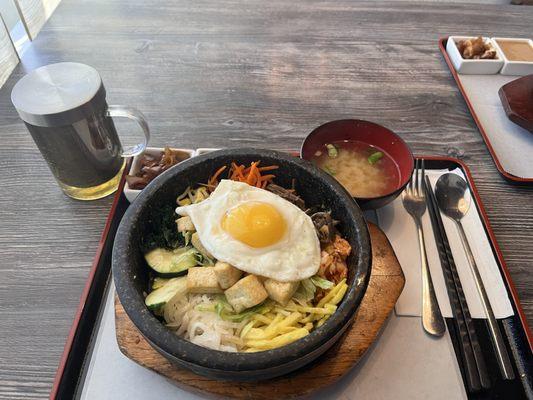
[423,174,491,392]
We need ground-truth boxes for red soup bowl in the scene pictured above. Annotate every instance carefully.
[301,119,414,210]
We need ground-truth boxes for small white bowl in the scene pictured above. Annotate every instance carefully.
[446,36,504,74]
[124,147,195,202]
[195,148,221,156]
[492,38,533,76]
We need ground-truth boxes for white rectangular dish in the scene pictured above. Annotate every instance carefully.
[195,148,220,156]
[123,147,195,202]
[492,37,533,76]
[446,36,503,75]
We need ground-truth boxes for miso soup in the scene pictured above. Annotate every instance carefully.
[312,141,400,198]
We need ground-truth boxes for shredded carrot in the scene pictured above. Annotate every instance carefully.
[258,165,279,172]
[212,165,227,181]
[206,165,227,191]
[246,162,258,185]
[259,174,275,181]
[208,160,278,189]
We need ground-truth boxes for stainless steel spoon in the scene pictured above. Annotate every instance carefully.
[435,173,515,380]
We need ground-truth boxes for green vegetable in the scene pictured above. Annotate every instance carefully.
[368,151,383,165]
[215,302,225,318]
[195,252,215,266]
[293,276,334,303]
[219,302,268,322]
[144,247,199,276]
[145,277,187,310]
[152,277,170,290]
[322,165,336,176]
[310,275,335,290]
[182,231,192,246]
[196,303,216,312]
[140,204,183,252]
[300,278,317,300]
[326,144,338,158]
[198,297,269,322]
[191,232,214,261]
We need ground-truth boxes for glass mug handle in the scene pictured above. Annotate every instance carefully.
[106,105,150,157]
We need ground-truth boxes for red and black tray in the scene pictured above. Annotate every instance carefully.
[439,37,533,185]
[50,155,532,399]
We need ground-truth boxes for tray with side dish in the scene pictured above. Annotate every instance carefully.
[439,37,533,184]
[50,150,532,400]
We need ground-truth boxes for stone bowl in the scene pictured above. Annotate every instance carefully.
[112,148,371,381]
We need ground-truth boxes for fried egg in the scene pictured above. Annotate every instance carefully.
[175,180,320,282]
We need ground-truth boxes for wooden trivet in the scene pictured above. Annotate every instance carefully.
[115,223,405,399]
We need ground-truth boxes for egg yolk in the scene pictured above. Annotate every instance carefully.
[221,202,286,248]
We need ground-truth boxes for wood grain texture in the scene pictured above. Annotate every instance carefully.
[0,15,19,88]
[114,223,405,399]
[0,1,532,398]
[14,0,62,40]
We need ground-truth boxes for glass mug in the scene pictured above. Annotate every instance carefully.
[11,62,150,200]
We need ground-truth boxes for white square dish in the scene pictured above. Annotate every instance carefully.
[195,148,221,156]
[446,36,504,75]
[491,37,533,76]
[124,147,195,202]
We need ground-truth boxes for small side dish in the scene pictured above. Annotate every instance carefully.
[126,147,190,189]
[196,148,219,156]
[301,119,414,209]
[124,147,194,202]
[497,41,533,62]
[456,37,497,60]
[310,141,400,198]
[141,161,352,353]
[492,38,533,76]
[446,36,503,75]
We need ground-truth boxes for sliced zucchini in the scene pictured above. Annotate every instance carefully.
[152,277,169,290]
[145,276,187,310]
[144,247,199,276]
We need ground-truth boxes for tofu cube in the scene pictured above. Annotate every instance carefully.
[176,216,195,232]
[264,279,300,305]
[187,267,223,294]
[214,261,243,289]
[191,232,213,259]
[224,275,268,313]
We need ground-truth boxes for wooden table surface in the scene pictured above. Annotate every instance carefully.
[0,0,532,397]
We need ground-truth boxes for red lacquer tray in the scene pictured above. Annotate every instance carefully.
[439,37,533,185]
[49,154,532,400]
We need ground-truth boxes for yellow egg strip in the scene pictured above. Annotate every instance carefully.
[239,320,256,339]
[244,328,309,350]
[317,279,347,308]
[252,314,273,325]
[238,279,351,351]
[329,283,348,306]
[244,312,301,340]
[287,305,336,315]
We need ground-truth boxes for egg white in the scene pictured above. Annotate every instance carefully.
[175,180,320,282]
